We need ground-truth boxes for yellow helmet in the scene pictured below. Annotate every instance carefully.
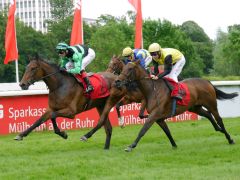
[122,47,133,57]
[148,43,161,53]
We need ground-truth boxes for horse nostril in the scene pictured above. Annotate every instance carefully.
[19,83,28,90]
[114,80,122,88]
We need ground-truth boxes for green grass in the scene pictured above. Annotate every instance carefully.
[202,76,240,81]
[0,118,240,180]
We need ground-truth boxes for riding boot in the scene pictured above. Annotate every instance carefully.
[172,84,182,100]
[171,98,177,117]
[83,76,94,93]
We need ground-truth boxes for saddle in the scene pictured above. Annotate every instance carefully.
[163,77,190,106]
[74,73,110,99]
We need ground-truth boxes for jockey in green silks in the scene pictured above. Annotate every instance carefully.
[56,42,96,93]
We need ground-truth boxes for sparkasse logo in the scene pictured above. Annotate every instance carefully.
[0,104,3,119]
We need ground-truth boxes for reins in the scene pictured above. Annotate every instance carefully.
[28,69,60,85]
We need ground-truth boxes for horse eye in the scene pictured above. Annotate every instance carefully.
[31,67,38,71]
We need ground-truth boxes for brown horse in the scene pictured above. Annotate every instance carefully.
[15,56,117,149]
[115,60,238,151]
[106,55,148,121]
[80,56,178,148]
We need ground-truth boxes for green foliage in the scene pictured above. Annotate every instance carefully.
[1,2,239,82]
[213,25,240,76]
[87,17,130,72]
[48,0,73,22]
[182,21,214,74]
[202,75,240,81]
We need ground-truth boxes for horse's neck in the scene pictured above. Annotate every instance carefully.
[40,64,73,92]
[138,78,167,100]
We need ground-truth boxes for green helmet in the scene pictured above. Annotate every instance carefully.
[56,42,69,51]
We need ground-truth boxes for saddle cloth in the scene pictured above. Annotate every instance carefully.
[74,73,110,99]
[164,77,190,106]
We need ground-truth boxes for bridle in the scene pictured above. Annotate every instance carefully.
[114,63,150,89]
[25,66,60,86]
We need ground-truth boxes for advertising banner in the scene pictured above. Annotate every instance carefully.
[0,95,198,135]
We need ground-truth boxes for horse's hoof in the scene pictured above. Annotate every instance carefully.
[229,140,235,145]
[124,146,133,152]
[139,115,149,119]
[80,136,88,142]
[172,146,178,149]
[61,132,68,139]
[14,135,23,141]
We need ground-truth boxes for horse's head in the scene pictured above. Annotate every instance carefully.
[106,55,124,75]
[19,56,46,90]
[114,60,145,89]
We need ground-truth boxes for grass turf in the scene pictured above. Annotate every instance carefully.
[0,117,239,180]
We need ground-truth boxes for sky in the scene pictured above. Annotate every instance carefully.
[82,0,240,40]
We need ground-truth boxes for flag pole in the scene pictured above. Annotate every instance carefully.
[15,60,19,83]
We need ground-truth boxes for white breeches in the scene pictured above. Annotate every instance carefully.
[65,48,96,71]
[144,56,152,68]
[81,48,95,71]
[165,56,186,82]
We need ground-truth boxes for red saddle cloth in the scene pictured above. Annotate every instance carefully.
[74,74,110,99]
[164,77,190,106]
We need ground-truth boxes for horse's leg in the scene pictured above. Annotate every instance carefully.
[81,95,122,142]
[207,106,234,144]
[189,106,222,131]
[14,110,52,140]
[116,101,125,128]
[51,117,68,139]
[103,117,112,149]
[96,107,112,150]
[155,119,177,148]
[125,111,158,152]
[139,99,148,119]
[14,106,76,141]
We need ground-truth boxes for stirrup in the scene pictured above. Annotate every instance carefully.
[173,95,182,100]
[85,86,94,93]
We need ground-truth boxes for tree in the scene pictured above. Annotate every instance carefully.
[48,0,73,22]
[87,15,130,72]
[181,21,214,74]
[213,25,240,76]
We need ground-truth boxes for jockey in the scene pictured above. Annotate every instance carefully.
[122,47,152,70]
[56,42,96,93]
[148,43,186,100]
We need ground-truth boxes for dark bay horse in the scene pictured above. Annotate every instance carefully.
[80,56,178,148]
[115,61,238,151]
[15,56,117,149]
[106,55,148,120]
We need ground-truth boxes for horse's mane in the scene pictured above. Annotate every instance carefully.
[36,57,76,78]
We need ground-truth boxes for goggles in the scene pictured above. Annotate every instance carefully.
[150,52,158,56]
[57,50,65,54]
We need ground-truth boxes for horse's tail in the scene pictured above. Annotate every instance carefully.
[213,85,238,100]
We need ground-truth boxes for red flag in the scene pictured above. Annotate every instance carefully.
[70,0,83,45]
[4,0,18,64]
[128,0,142,49]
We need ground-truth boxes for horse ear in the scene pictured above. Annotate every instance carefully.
[117,55,121,60]
[27,55,32,62]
